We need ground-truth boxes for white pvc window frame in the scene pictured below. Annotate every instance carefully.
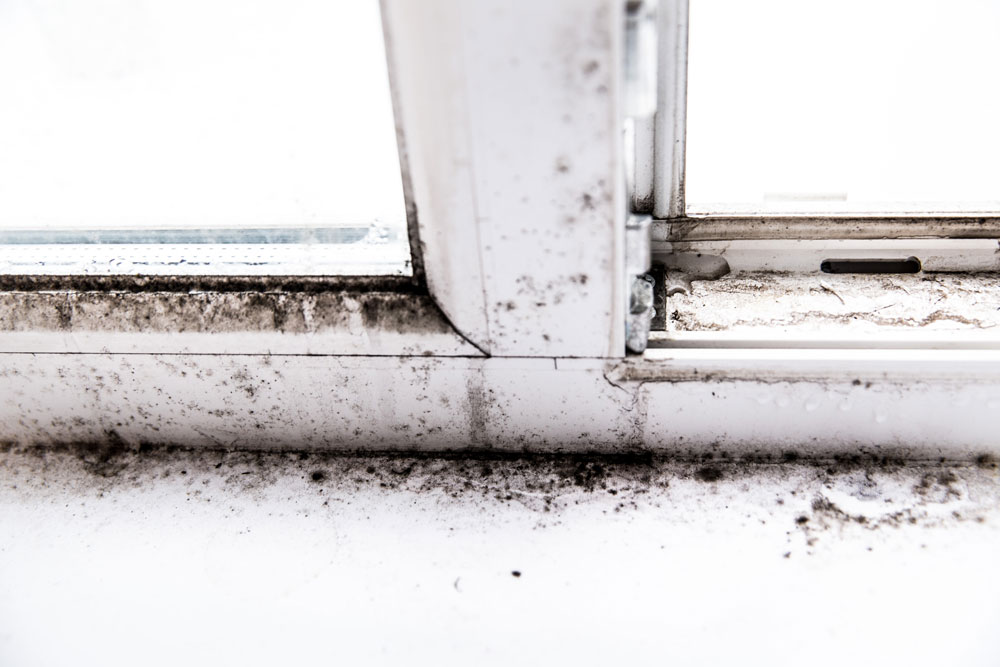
[644,0,1000,249]
[0,0,628,359]
[1,0,999,459]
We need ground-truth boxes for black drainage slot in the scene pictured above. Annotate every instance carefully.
[820,256,921,274]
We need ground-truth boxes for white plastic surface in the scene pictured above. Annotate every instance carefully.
[2,450,998,666]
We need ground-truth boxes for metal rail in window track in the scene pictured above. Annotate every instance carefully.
[653,217,1000,241]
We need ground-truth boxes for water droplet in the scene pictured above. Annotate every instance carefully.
[874,408,888,424]
[805,396,821,412]
[839,399,852,412]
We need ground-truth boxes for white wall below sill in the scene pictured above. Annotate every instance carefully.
[0,449,998,667]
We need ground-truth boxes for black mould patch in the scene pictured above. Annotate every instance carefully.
[0,274,422,294]
[0,290,458,337]
[694,466,723,483]
[975,454,997,469]
[3,446,998,541]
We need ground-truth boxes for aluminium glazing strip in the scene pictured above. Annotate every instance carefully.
[653,215,1000,241]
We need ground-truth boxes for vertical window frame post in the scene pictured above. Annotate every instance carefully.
[653,0,690,220]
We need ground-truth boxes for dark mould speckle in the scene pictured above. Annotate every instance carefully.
[975,454,997,469]
[3,447,997,540]
[0,287,461,338]
[0,274,422,294]
[694,466,723,483]
[54,300,73,330]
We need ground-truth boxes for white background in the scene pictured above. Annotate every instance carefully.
[0,0,406,231]
[686,0,1000,213]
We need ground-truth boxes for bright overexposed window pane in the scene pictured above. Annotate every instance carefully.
[0,0,409,275]
[686,0,1000,215]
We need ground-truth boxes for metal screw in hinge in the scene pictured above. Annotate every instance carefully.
[626,273,655,354]
[625,214,654,354]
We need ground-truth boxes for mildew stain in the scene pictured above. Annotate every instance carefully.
[0,290,458,336]
[4,447,997,552]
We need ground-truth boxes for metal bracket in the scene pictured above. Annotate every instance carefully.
[626,215,654,353]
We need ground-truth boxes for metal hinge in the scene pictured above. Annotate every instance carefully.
[625,214,654,354]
